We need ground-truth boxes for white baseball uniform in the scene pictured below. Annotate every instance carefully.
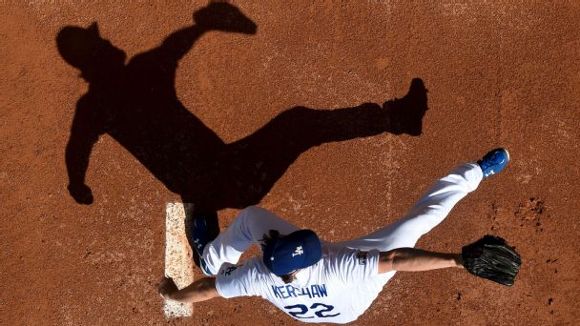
[202,163,483,324]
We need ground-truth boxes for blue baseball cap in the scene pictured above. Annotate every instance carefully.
[263,229,322,276]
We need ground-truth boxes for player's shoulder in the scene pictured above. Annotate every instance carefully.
[217,257,274,280]
[323,244,363,259]
[321,245,379,270]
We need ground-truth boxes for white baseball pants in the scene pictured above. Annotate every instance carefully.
[202,163,483,276]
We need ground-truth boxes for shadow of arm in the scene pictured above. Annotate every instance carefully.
[65,97,104,204]
[153,2,257,66]
[156,25,205,64]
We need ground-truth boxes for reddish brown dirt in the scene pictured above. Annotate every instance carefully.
[1,1,579,325]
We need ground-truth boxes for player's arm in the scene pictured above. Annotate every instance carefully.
[159,277,220,303]
[378,248,463,273]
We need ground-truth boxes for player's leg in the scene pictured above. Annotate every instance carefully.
[340,163,483,251]
[379,162,485,250]
[201,206,300,275]
[340,149,509,252]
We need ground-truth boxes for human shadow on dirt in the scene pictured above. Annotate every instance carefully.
[57,3,428,266]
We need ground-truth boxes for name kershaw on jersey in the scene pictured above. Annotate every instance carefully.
[271,284,328,299]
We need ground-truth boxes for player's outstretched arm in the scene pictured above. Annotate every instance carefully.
[378,248,463,274]
[158,276,220,303]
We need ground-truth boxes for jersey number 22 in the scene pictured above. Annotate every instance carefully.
[284,303,340,319]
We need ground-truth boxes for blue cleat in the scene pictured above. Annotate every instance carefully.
[189,214,218,276]
[477,148,510,179]
[192,238,213,276]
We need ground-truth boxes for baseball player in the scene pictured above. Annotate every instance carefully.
[159,148,520,324]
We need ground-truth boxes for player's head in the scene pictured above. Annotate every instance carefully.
[57,23,125,80]
[262,229,322,280]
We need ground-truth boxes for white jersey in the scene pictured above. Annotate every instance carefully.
[215,245,390,324]
[204,164,483,323]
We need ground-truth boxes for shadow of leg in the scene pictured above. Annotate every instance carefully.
[218,78,428,208]
[385,78,428,136]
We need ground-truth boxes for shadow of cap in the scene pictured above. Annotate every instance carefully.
[56,22,102,69]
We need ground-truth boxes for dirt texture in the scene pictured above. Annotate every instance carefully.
[1,1,579,325]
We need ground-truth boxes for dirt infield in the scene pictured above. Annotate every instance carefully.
[1,1,578,325]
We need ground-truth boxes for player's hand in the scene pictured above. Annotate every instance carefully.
[158,276,178,300]
[67,183,94,205]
